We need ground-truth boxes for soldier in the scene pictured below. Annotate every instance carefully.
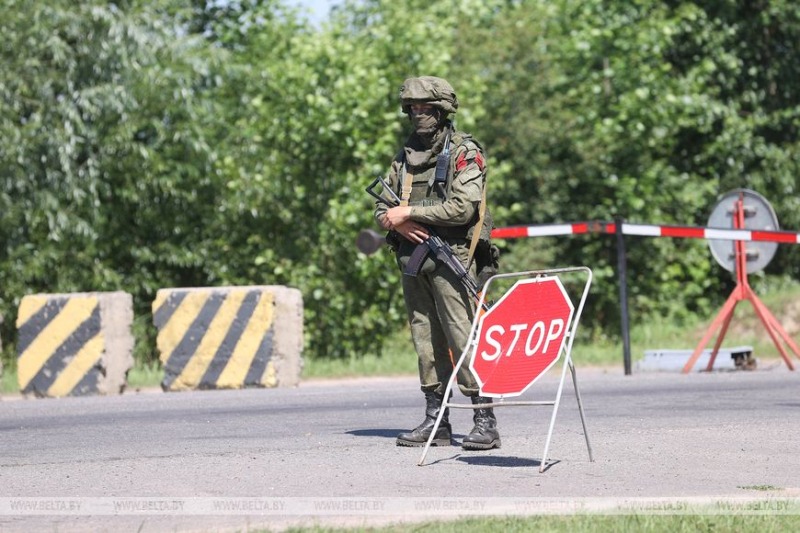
[374,76,500,450]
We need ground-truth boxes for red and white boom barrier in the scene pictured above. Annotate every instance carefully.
[492,221,800,244]
[491,212,800,376]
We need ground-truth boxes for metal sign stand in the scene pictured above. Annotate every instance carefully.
[417,267,594,472]
[683,193,800,372]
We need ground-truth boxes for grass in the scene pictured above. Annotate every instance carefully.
[739,485,782,491]
[126,361,164,390]
[1,359,17,394]
[280,513,800,533]
[301,331,418,380]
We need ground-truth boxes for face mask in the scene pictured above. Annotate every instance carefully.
[411,110,440,136]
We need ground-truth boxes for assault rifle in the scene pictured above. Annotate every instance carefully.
[366,176,488,311]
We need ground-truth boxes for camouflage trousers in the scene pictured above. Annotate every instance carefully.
[399,243,479,397]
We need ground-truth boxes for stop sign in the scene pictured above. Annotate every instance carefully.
[469,276,575,397]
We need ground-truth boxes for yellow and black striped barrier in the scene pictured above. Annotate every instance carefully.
[16,292,134,398]
[152,286,303,391]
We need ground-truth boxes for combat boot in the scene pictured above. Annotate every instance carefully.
[462,396,501,450]
[396,391,452,447]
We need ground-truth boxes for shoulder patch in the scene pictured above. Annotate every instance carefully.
[474,150,485,171]
[455,151,468,172]
[455,145,485,172]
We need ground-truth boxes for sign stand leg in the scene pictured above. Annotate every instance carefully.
[682,291,739,373]
[539,357,595,472]
[761,303,800,358]
[569,359,594,463]
[705,301,737,370]
[539,352,571,472]
[747,289,798,369]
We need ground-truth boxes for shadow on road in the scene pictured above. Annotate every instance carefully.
[458,455,547,469]
[346,428,406,438]
[346,428,470,441]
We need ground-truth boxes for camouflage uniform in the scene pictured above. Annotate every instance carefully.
[374,76,500,450]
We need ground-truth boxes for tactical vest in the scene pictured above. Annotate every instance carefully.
[395,129,499,283]
[398,130,489,243]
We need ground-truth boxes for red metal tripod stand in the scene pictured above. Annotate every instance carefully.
[682,194,800,373]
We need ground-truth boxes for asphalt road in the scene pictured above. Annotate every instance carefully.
[1,364,799,532]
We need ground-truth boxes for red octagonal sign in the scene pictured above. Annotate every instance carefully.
[470,276,575,397]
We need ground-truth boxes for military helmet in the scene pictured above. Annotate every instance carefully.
[399,76,459,114]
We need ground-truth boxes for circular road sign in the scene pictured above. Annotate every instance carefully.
[707,189,780,274]
[470,276,575,397]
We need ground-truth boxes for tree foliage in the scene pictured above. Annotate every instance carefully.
[1,0,798,365]
[455,0,800,328]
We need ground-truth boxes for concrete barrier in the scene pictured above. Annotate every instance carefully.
[16,292,134,397]
[637,346,755,372]
[152,286,303,391]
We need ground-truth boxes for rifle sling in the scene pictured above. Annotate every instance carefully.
[467,186,487,269]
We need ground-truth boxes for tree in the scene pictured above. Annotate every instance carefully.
[197,0,512,359]
[0,0,224,358]
[456,0,800,331]
[2,0,798,368]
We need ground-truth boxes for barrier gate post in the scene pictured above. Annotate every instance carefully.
[418,267,594,472]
